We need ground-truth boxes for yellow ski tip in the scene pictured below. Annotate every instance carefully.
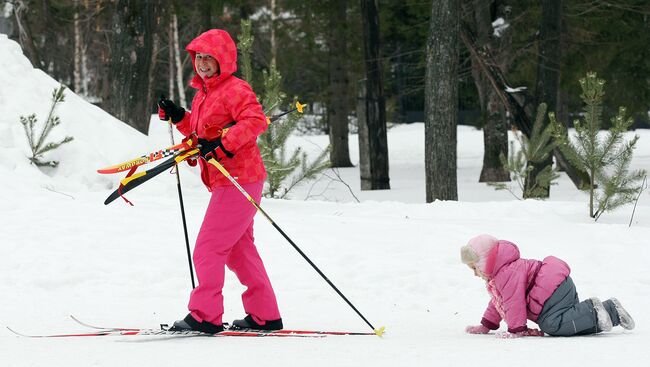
[295,101,306,114]
[374,326,385,337]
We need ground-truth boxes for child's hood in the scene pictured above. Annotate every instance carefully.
[484,241,521,278]
[186,29,238,87]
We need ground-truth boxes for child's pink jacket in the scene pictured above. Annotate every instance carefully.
[480,241,570,333]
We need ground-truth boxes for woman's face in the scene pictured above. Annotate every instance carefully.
[195,52,219,79]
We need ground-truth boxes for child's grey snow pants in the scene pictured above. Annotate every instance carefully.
[536,276,601,336]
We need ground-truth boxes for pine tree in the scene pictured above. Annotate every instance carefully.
[238,20,330,199]
[489,103,560,199]
[20,84,74,167]
[551,72,647,220]
[237,19,255,90]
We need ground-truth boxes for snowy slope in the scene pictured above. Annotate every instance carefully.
[0,34,193,195]
[1,34,649,367]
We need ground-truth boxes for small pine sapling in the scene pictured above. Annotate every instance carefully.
[551,72,646,220]
[238,20,330,199]
[20,84,73,167]
[489,103,559,199]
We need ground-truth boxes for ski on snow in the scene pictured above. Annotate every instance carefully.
[6,326,320,338]
[5,315,378,338]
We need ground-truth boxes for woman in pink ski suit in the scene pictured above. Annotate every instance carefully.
[461,234,634,337]
[157,29,282,334]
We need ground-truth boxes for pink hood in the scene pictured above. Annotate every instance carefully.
[483,240,520,278]
[186,29,238,89]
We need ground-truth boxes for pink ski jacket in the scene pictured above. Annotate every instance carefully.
[175,29,268,190]
[479,241,570,333]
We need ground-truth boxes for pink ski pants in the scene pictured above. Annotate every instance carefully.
[188,179,280,325]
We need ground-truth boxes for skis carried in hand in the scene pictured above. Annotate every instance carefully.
[97,135,199,174]
[98,133,200,205]
[103,148,199,205]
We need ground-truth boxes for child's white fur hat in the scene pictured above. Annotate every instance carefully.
[460,234,499,273]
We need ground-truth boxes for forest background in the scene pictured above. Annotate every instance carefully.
[1,0,649,201]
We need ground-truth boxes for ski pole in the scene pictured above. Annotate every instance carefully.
[166,118,196,290]
[204,157,385,337]
[267,101,306,123]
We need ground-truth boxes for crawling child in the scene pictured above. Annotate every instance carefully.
[461,234,634,338]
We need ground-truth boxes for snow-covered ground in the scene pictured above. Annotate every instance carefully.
[1,33,649,366]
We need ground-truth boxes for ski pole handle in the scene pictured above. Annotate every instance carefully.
[268,101,306,123]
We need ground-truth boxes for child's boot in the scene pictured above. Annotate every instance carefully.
[604,298,635,330]
[590,297,613,332]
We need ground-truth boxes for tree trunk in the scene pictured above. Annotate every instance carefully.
[172,12,187,107]
[460,23,590,190]
[12,0,42,69]
[74,0,82,93]
[168,18,175,100]
[0,3,12,35]
[40,0,58,74]
[555,89,569,171]
[357,82,371,189]
[525,0,562,198]
[470,0,492,112]
[359,0,390,190]
[148,28,160,129]
[200,0,212,32]
[395,46,406,123]
[105,0,159,134]
[425,0,458,202]
[327,0,353,168]
[270,0,277,67]
[479,94,509,182]
[472,0,509,183]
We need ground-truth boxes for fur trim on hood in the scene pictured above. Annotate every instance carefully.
[460,234,499,273]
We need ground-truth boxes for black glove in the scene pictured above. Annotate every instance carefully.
[157,96,186,123]
[198,137,234,161]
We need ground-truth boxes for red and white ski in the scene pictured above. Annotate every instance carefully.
[6,315,377,339]
[69,315,376,336]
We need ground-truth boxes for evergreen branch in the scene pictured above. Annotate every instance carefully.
[19,84,72,168]
[20,114,37,154]
[487,181,522,200]
[496,104,559,199]
[281,148,331,199]
[36,136,74,155]
[551,116,587,173]
[35,84,66,152]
